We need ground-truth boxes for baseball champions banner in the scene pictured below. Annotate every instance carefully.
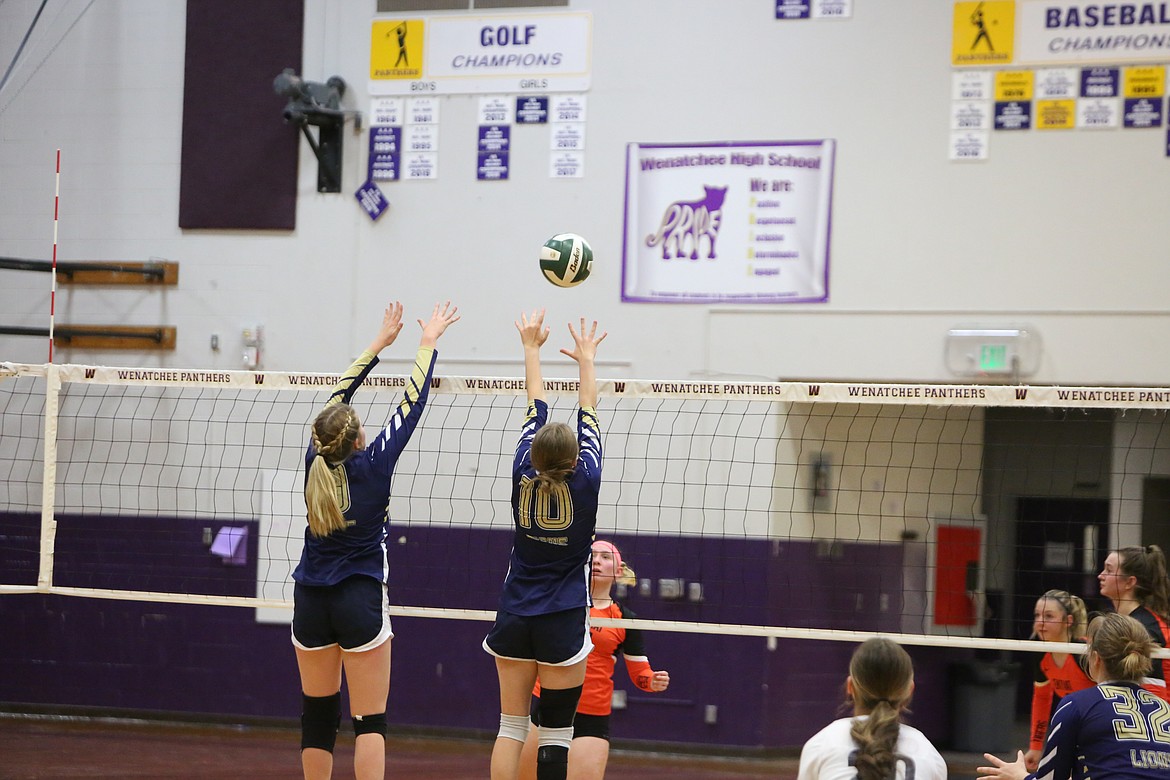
[953,1,1170,66]
[622,141,835,304]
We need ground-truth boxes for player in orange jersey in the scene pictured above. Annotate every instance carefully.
[1023,590,1093,773]
[518,539,670,780]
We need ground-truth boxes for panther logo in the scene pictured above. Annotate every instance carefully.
[645,185,728,261]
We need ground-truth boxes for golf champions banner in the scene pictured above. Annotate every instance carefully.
[621,140,835,304]
[370,12,591,94]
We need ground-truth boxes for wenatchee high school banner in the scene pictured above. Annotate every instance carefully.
[622,140,835,304]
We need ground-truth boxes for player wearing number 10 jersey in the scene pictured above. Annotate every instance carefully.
[497,396,602,616]
[485,310,608,780]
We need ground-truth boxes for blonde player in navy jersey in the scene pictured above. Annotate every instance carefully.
[484,309,607,780]
[979,611,1170,780]
[292,300,459,780]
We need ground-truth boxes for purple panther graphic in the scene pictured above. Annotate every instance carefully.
[645,185,727,260]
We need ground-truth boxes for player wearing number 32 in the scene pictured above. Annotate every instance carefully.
[293,301,459,780]
[484,309,607,780]
[978,612,1170,780]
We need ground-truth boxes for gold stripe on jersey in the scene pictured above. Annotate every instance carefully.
[326,350,378,408]
[395,346,435,418]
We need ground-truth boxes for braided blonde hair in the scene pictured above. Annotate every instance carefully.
[305,404,360,538]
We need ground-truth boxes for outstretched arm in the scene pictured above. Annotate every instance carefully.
[417,300,460,348]
[326,301,404,408]
[561,318,607,409]
[516,308,550,404]
[366,301,404,356]
[368,301,459,473]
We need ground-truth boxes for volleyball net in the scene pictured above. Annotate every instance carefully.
[3,360,1168,654]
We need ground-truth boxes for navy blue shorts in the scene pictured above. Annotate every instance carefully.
[530,702,610,741]
[482,607,592,665]
[291,575,393,652]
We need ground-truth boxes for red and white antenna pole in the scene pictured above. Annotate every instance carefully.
[48,148,60,363]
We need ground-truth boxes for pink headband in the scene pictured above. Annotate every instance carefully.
[592,540,622,574]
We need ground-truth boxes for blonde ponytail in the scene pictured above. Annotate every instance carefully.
[305,454,347,537]
[304,404,361,538]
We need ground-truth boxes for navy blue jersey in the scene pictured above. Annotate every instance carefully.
[293,346,437,587]
[497,399,602,616]
[1031,681,1170,779]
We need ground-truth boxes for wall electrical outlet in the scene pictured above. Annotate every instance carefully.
[658,578,685,600]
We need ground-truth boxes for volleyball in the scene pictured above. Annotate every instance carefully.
[539,233,593,288]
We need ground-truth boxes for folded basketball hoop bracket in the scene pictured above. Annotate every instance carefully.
[274,70,361,194]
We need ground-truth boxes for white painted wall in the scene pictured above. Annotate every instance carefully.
[2,1,1168,384]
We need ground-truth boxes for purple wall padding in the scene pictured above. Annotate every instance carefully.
[178,0,303,230]
[0,514,967,749]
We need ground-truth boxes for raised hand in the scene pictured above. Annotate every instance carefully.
[369,301,404,354]
[515,308,551,350]
[560,318,607,364]
[419,301,460,347]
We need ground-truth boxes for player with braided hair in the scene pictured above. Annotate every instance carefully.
[797,637,946,780]
[292,300,459,780]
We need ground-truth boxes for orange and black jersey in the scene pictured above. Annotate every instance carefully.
[535,600,656,716]
[1029,648,1094,751]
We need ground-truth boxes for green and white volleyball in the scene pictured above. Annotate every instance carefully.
[539,233,593,288]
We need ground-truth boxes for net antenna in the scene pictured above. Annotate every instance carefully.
[3,362,1170,658]
[49,149,59,362]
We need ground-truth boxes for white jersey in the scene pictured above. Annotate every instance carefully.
[797,716,947,780]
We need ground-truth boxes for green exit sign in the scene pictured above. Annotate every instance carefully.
[979,344,1008,372]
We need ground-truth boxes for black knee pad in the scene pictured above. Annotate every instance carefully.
[537,685,582,729]
[536,744,569,780]
[352,711,387,738]
[301,692,341,752]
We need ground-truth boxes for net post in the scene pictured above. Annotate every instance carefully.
[37,363,60,592]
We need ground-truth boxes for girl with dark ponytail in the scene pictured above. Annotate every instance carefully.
[798,637,946,779]
[1098,544,1170,693]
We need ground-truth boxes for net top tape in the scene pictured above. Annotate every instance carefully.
[5,362,1170,409]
